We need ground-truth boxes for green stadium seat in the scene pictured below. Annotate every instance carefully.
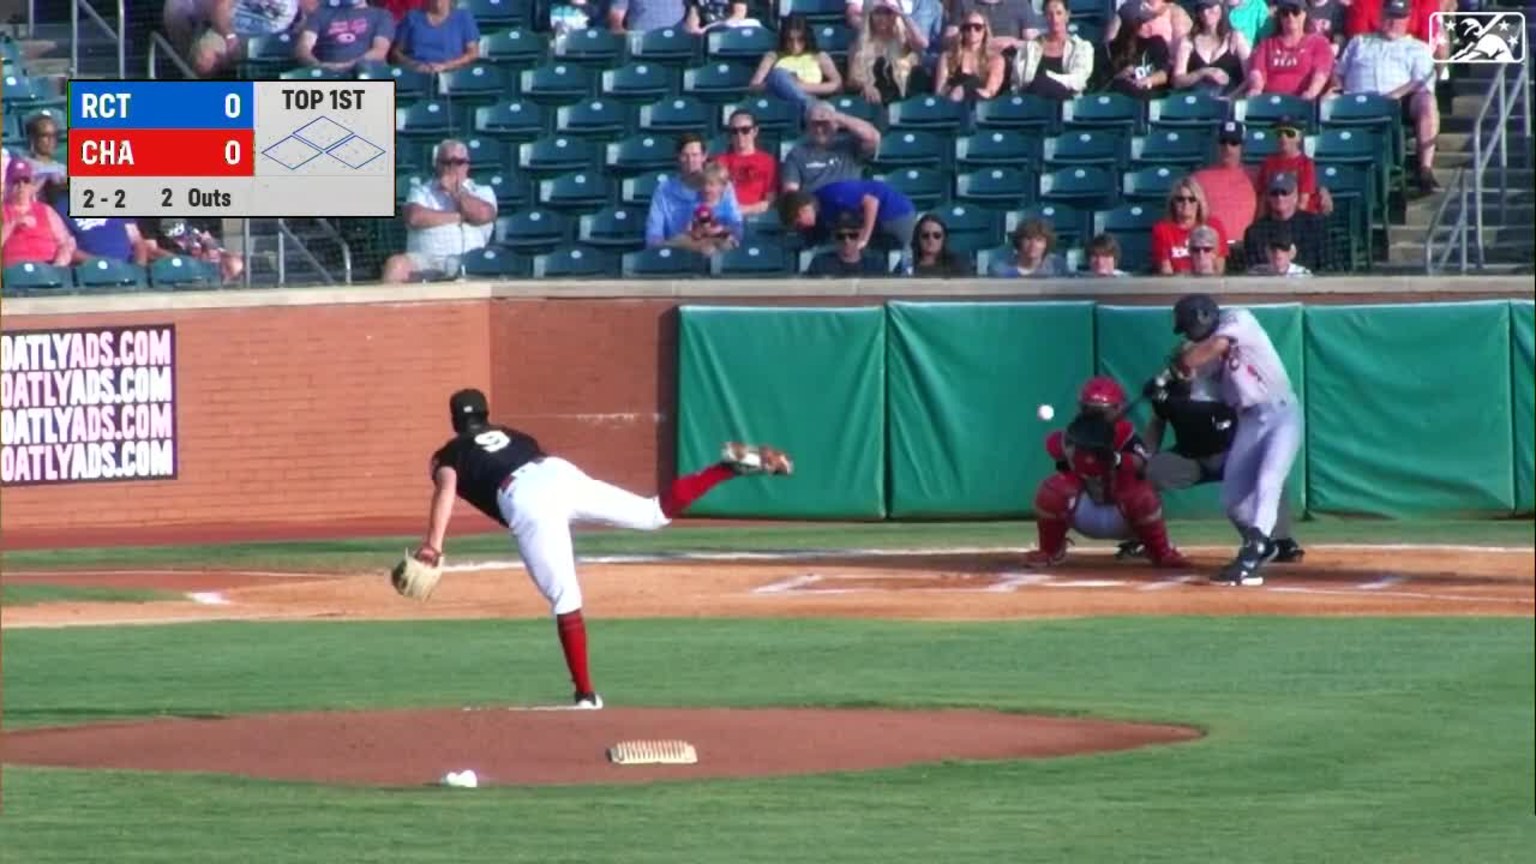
[538,170,614,214]
[1009,204,1090,249]
[355,63,431,98]
[1122,165,1182,205]
[437,64,510,107]
[1320,92,1404,168]
[495,209,571,253]
[1148,91,1230,132]
[461,247,532,279]
[1308,126,1391,218]
[1038,166,1118,210]
[780,0,848,23]
[1061,92,1145,135]
[2,112,20,146]
[1235,94,1316,133]
[533,246,621,278]
[710,242,791,277]
[954,130,1042,171]
[877,167,950,212]
[721,95,801,136]
[470,170,532,208]
[606,134,676,177]
[682,62,757,103]
[1317,161,1374,268]
[434,136,506,167]
[928,204,1001,254]
[73,259,147,291]
[603,62,678,104]
[1109,232,1153,274]
[974,94,1060,135]
[811,23,856,64]
[622,247,710,278]
[1129,129,1209,170]
[396,174,427,203]
[743,211,787,243]
[480,28,545,68]
[463,0,528,29]
[1043,129,1126,171]
[551,28,627,68]
[396,99,466,140]
[280,66,345,81]
[240,33,298,76]
[1065,16,1104,45]
[626,27,701,67]
[955,167,1035,209]
[556,98,634,139]
[640,96,713,134]
[578,206,648,251]
[621,170,671,206]
[887,95,969,134]
[149,256,219,290]
[825,94,884,127]
[1094,202,1161,235]
[474,98,547,142]
[3,261,71,295]
[517,135,601,178]
[873,130,947,171]
[1068,0,1110,19]
[520,63,596,107]
[706,25,777,61]
[1241,126,1282,163]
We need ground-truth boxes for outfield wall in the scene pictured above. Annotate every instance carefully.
[1,277,1531,545]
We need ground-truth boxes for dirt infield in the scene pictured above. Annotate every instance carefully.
[2,546,1529,787]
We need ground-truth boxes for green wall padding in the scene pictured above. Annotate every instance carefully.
[886,301,1096,517]
[1513,301,1534,514]
[1095,304,1307,519]
[1305,301,1515,517]
[676,306,886,518]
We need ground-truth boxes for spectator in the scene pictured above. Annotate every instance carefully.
[989,218,1065,277]
[608,0,686,33]
[549,1,600,35]
[934,9,1007,102]
[1243,171,1330,272]
[296,0,393,71]
[1226,0,1270,49]
[2,160,74,268]
[165,0,304,78]
[714,110,779,216]
[392,0,480,73]
[1186,223,1222,275]
[781,102,881,194]
[1083,232,1128,277]
[1304,0,1346,52]
[1255,115,1332,214]
[748,14,844,111]
[646,134,744,252]
[21,112,67,208]
[382,138,497,282]
[145,218,246,283]
[54,206,150,266]
[1246,0,1335,99]
[1332,0,1440,191]
[380,0,425,23]
[1152,176,1230,274]
[778,178,918,254]
[1105,0,1193,47]
[1015,0,1095,101]
[1172,0,1250,97]
[1345,0,1440,46]
[948,0,1042,55]
[901,213,974,276]
[685,0,764,33]
[1248,225,1312,275]
[848,0,929,105]
[1106,2,1173,100]
[846,0,935,33]
[1192,120,1261,244]
[805,214,890,276]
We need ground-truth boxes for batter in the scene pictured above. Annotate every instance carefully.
[412,388,793,708]
[1148,294,1303,586]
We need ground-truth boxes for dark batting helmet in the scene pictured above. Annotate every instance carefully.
[449,388,490,434]
[1172,293,1221,342]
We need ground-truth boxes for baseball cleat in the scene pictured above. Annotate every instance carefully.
[573,691,604,710]
[1271,538,1305,563]
[1212,531,1271,586]
[722,442,794,476]
[1115,540,1147,561]
[1150,547,1191,568]
[1022,548,1066,568]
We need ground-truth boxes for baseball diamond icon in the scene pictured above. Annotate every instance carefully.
[262,116,385,171]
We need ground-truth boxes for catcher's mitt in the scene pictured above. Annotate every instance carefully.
[391,546,443,600]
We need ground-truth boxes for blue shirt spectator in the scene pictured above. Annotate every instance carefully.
[298,0,395,68]
[52,204,144,264]
[779,178,918,255]
[644,175,744,248]
[392,0,481,70]
[609,0,686,33]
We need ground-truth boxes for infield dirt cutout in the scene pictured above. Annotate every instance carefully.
[3,546,1531,787]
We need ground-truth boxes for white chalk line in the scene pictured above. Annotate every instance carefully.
[1268,586,1534,605]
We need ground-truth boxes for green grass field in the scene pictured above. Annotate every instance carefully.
[2,520,1533,862]
[0,584,180,606]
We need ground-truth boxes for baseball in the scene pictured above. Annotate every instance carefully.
[1037,404,1055,421]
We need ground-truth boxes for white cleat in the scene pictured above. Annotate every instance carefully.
[573,692,604,710]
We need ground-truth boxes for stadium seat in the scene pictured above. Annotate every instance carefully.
[877,167,950,212]
[1241,126,1282,163]
[640,96,713,134]
[1061,92,1144,135]
[1308,126,1392,217]
[602,62,677,104]
[1129,129,1209,170]
[495,209,571,253]
[706,25,777,61]
[517,135,601,178]
[812,23,856,64]
[2,111,21,146]
[396,99,465,141]
[1038,166,1118,210]
[683,63,757,103]
[551,28,627,68]
[825,94,884,127]
[1121,165,1182,205]
[3,262,71,295]
[1147,92,1229,133]
[474,98,547,142]
[954,130,1041,171]
[887,95,969,134]
[621,170,671,207]
[1065,17,1104,45]
[461,246,532,279]
[1094,202,1161,235]
[779,0,848,23]
[396,174,427,203]
[520,63,596,107]
[974,246,1017,276]
[1068,0,1110,21]
[148,256,219,290]
[470,170,531,208]
[436,136,506,166]
[873,130,947,171]
[721,95,802,136]
[974,94,1060,135]
[480,28,545,68]
[1106,232,1152,274]
[533,246,621,278]
[928,204,1002,254]
[355,64,431,98]
[1317,162,1374,268]
[239,34,298,77]
[538,170,614,214]
[280,67,345,81]
[578,206,648,251]
[1235,94,1316,133]
[606,134,676,177]
[1320,92,1404,168]
[710,242,792,277]
[626,27,702,67]
[555,98,633,139]
[1043,130,1126,171]
[743,211,787,243]
[955,167,1035,209]
[1008,205,1089,249]
[622,247,710,278]
[463,0,528,29]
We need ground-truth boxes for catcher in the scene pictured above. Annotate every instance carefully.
[1022,376,1190,568]
[393,387,793,710]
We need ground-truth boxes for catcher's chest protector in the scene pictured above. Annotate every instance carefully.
[1067,446,1116,505]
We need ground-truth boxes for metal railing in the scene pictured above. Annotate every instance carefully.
[1425,55,1533,273]
[146,30,197,80]
[275,220,354,287]
[70,0,125,78]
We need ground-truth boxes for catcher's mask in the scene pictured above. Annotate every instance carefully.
[1078,376,1127,416]
[1173,293,1220,342]
[449,388,490,434]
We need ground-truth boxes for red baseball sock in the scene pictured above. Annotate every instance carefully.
[556,611,593,695]
[659,463,734,518]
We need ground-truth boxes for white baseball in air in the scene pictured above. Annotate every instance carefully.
[1037,404,1055,421]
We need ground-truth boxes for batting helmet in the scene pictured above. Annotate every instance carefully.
[1173,293,1221,342]
[1078,376,1127,414]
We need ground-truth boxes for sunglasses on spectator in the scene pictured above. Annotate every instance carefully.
[1173,195,1197,203]
[32,129,57,138]
[837,232,860,240]
[1277,128,1300,138]
[438,157,470,166]
[1279,8,1303,16]
[1190,246,1215,254]
[730,125,756,134]
[962,22,985,31]
[919,230,945,239]
[1268,189,1294,197]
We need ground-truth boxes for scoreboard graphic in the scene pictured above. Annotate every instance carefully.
[67,80,396,218]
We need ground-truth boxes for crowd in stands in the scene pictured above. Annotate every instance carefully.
[2,0,1479,286]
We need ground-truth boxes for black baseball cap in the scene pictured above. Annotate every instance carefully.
[1268,171,1299,194]
[1275,0,1304,9]
[1383,0,1411,17]
[1119,2,1156,26]
[450,388,489,419]
[1219,120,1245,144]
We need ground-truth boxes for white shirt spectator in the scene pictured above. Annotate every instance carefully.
[1335,31,1434,94]
[404,180,497,272]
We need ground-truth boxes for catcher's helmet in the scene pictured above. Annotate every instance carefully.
[1173,293,1221,342]
[449,388,490,434]
[1078,376,1127,414]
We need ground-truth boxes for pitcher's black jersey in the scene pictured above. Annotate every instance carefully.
[430,425,545,525]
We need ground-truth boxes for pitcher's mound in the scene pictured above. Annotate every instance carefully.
[3,707,1201,786]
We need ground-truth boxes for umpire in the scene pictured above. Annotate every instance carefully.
[1117,375,1305,563]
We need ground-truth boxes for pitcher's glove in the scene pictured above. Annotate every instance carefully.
[391,545,443,600]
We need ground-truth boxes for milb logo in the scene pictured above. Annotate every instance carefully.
[1432,11,1527,64]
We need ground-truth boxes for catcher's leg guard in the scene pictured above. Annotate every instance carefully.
[1025,472,1080,566]
[1115,473,1187,568]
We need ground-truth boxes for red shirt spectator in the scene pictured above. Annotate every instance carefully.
[2,159,74,267]
[1345,0,1437,42]
[714,109,779,215]
[1248,0,1335,98]
[1150,175,1230,274]
[1255,117,1325,214]
[381,0,428,22]
[1192,120,1263,240]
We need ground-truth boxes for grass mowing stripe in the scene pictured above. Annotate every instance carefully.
[1,618,1531,862]
[0,584,182,606]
